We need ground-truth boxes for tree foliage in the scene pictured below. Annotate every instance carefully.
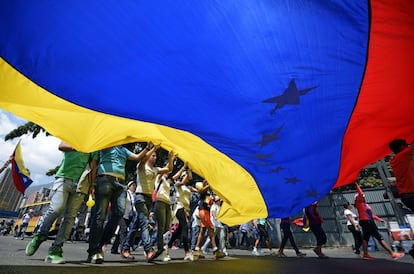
[332,159,391,193]
[4,122,49,141]
[4,122,57,176]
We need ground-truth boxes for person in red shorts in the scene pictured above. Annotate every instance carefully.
[192,180,225,260]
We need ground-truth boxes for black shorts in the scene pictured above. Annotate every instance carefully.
[310,224,327,246]
[359,220,383,242]
[258,224,268,237]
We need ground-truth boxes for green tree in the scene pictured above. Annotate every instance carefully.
[4,122,60,177]
[332,163,386,193]
[4,122,49,141]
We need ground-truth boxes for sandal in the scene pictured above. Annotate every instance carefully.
[121,250,135,260]
[147,249,164,263]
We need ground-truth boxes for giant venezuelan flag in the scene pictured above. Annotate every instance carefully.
[10,141,33,195]
[1,1,413,225]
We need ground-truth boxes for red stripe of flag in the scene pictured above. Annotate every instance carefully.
[337,0,414,187]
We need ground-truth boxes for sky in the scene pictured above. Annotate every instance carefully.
[0,109,62,189]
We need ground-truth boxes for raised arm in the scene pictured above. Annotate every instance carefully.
[137,143,160,170]
[175,170,191,187]
[158,151,176,175]
[129,141,155,162]
[172,162,187,181]
[58,141,75,152]
[355,183,364,197]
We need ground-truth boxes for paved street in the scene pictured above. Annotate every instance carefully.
[0,235,413,274]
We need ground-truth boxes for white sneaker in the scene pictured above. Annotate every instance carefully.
[184,253,193,261]
[91,252,104,264]
[252,249,260,256]
[45,254,66,264]
[162,251,171,262]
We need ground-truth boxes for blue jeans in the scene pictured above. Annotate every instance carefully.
[38,178,85,249]
[111,216,133,253]
[191,225,200,250]
[122,194,153,253]
[17,222,29,239]
[87,176,126,256]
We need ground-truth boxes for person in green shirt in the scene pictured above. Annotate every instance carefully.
[25,141,98,264]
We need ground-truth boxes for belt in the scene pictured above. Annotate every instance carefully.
[98,174,125,183]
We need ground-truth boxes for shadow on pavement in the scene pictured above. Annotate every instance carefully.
[1,256,413,274]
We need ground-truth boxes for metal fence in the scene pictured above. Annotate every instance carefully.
[266,187,409,248]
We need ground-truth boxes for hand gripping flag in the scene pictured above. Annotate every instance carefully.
[10,141,33,195]
[1,1,414,225]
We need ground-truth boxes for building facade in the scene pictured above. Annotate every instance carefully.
[0,167,23,214]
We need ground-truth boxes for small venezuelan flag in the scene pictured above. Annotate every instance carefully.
[10,141,33,195]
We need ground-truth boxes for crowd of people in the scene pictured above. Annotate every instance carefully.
[2,138,413,264]
[0,219,17,236]
[21,141,230,264]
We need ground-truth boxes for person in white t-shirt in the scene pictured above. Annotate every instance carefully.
[16,209,33,240]
[121,145,173,262]
[343,202,362,255]
[150,169,176,262]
